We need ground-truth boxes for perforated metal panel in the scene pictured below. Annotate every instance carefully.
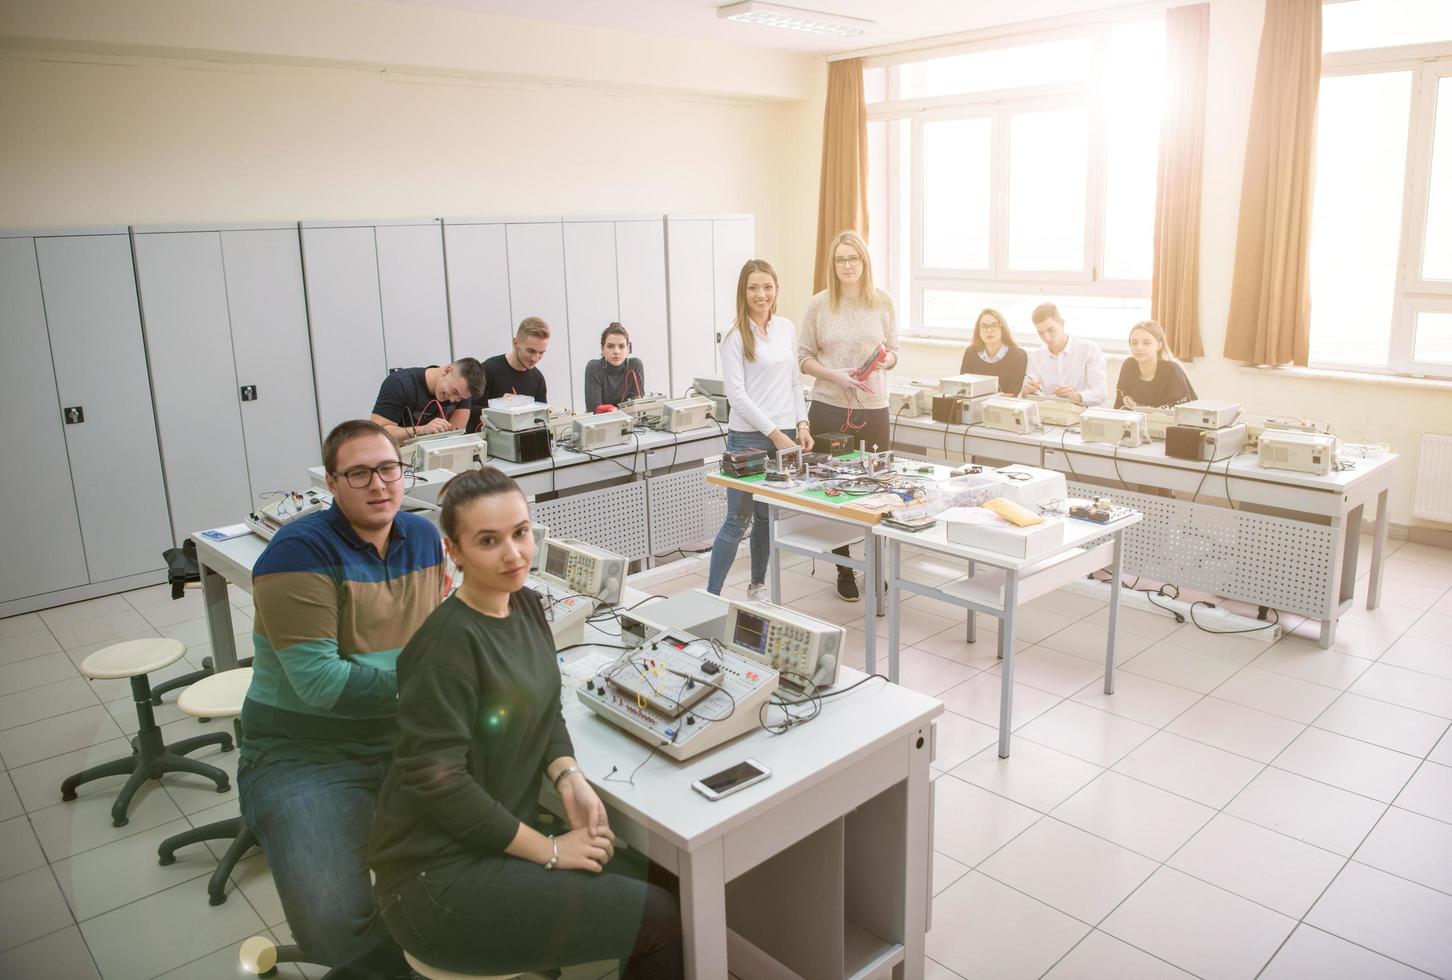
[1068,481,1338,618]
[532,481,649,562]
[647,466,726,560]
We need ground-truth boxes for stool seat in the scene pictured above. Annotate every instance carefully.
[177,667,252,720]
[404,950,520,980]
[80,638,187,680]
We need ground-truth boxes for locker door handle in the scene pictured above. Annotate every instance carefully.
[63,406,84,424]
[240,385,258,402]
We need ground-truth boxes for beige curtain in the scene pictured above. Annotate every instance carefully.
[814,58,869,293]
[1224,0,1322,366]
[1152,3,1210,361]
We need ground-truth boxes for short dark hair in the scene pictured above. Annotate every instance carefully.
[452,357,487,399]
[323,420,398,473]
[1031,303,1061,326]
[439,466,526,541]
[600,322,630,346]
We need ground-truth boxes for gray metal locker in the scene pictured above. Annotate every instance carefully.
[222,227,321,502]
[563,221,620,410]
[614,220,669,396]
[35,233,171,584]
[300,224,388,440]
[0,236,90,603]
[132,230,253,544]
[443,221,514,364]
[666,218,717,392]
[376,221,452,372]
[505,222,572,409]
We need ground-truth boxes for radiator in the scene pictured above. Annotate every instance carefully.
[1413,433,1452,524]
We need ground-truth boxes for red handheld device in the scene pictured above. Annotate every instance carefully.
[852,344,888,381]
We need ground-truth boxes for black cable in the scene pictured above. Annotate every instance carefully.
[604,741,666,786]
[1189,601,1279,634]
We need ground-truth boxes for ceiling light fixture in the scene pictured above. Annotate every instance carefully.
[717,1,876,39]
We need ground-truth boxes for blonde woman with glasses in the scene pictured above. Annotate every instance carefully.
[798,230,898,601]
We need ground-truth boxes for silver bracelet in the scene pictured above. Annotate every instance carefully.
[543,835,559,871]
[552,766,582,788]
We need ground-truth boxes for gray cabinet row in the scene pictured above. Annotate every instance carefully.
[1,214,754,613]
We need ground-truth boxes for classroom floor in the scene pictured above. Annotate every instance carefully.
[1,536,1449,978]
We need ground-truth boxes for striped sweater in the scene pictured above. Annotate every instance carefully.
[240,504,445,764]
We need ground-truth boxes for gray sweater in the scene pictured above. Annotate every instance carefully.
[583,357,646,411]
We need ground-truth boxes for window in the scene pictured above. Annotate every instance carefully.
[1309,7,1452,378]
[864,18,1164,349]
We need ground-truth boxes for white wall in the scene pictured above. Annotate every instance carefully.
[897,0,1452,531]
[0,0,826,346]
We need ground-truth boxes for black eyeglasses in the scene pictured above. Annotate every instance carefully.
[332,461,409,489]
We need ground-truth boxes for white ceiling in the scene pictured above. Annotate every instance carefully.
[369,0,1157,54]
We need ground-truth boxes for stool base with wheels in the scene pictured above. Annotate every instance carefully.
[405,950,521,980]
[156,666,257,904]
[60,638,232,828]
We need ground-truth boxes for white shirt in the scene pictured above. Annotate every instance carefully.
[1024,336,1108,407]
[720,317,808,436]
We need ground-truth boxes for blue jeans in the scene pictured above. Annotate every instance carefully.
[707,429,776,593]
[238,756,409,979]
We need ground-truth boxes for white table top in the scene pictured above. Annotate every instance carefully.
[873,510,1140,571]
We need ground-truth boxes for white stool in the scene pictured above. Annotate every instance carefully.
[404,950,520,980]
[61,638,232,827]
[156,668,255,905]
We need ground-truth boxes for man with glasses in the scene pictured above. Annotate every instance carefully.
[239,419,445,979]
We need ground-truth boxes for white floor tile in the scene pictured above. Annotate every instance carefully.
[1274,728,1421,803]
[927,872,1089,980]
[979,817,1157,924]
[48,610,157,651]
[1306,862,1452,978]
[1100,867,1295,980]
[1166,696,1304,763]
[1070,671,1201,728]
[27,786,188,864]
[931,851,969,897]
[229,851,287,926]
[1314,693,1450,758]
[1043,930,1195,980]
[0,631,62,668]
[1113,731,1263,809]
[136,593,206,629]
[152,930,310,980]
[1390,543,1452,568]
[1051,771,1215,862]
[1083,604,1184,642]
[1357,579,1448,612]
[0,677,99,732]
[1157,623,1275,663]
[1339,601,1426,634]
[952,738,1103,813]
[1381,634,1452,681]
[1287,618,1402,660]
[0,652,80,697]
[1394,760,1452,823]
[0,613,48,640]
[51,818,214,921]
[1355,806,1452,895]
[1121,642,1245,694]
[1252,639,1375,689]
[0,866,75,952]
[930,775,1040,867]
[1212,666,1342,723]
[1014,701,1156,768]
[1350,663,1452,719]
[987,647,1106,698]
[1167,813,1345,918]
[912,624,1008,670]
[936,671,1062,731]
[896,647,977,698]
[1431,728,1452,766]
[1407,610,1452,644]
[37,595,134,629]
[0,925,100,979]
[1024,589,1105,620]
[1226,767,1388,857]
[1379,556,1452,589]
[79,876,265,980]
[0,705,125,770]
[1261,924,1433,980]
[1037,620,1157,664]
[929,711,999,772]
[875,609,959,647]
[0,776,20,822]
[0,815,46,881]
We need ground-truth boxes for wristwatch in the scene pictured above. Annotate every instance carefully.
[543,834,559,871]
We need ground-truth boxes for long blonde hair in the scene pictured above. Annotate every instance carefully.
[827,230,878,312]
[1129,320,1174,362]
[734,259,779,363]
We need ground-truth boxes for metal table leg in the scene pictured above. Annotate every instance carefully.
[199,561,239,672]
[1367,488,1390,610]
[1104,532,1123,695]
[887,537,901,683]
[767,503,781,604]
[864,528,878,675]
[997,571,1019,759]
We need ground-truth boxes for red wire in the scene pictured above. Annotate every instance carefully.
[627,368,642,400]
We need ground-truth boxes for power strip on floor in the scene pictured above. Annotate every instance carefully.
[1063,577,1282,644]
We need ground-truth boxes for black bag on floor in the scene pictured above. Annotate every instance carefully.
[163,539,199,600]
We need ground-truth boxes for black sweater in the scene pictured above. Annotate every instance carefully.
[583,356,646,411]
[369,590,574,890]
[1113,359,1196,409]
[960,346,1029,396]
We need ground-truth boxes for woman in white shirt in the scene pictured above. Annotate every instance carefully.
[707,260,813,598]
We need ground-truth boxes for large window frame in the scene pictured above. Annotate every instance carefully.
[863,18,1162,350]
[1311,44,1452,379]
